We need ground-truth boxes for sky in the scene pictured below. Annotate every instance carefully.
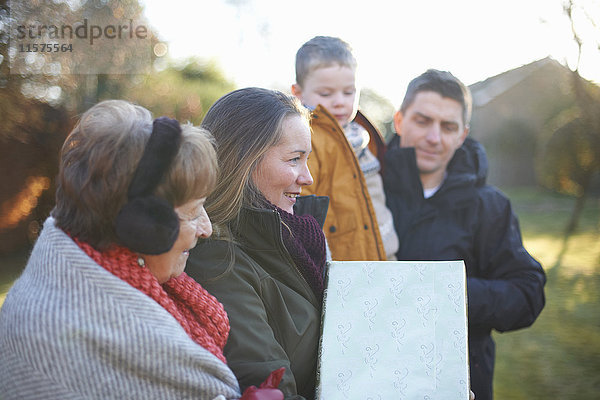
[140,0,600,106]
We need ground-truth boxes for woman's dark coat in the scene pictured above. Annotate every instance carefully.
[187,197,328,400]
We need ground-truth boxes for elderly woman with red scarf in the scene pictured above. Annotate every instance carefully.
[0,100,282,400]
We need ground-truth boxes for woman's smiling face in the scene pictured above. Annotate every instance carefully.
[252,115,313,213]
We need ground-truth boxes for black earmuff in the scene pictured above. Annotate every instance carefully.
[114,116,182,255]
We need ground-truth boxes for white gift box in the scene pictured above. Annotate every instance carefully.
[317,261,469,400]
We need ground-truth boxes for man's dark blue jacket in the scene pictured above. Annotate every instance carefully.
[384,136,546,400]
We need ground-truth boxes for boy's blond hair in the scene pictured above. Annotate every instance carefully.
[295,36,357,86]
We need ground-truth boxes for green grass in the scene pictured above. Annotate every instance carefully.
[0,187,599,399]
[493,187,600,399]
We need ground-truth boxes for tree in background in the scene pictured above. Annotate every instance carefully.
[358,87,396,142]
[0,89,72,253]
[0,0,74,252]
[539,0,600,234]
[2,0,157,111]
[0,0,235,253]
[122,58,235,124]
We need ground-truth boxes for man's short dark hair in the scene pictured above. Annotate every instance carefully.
[400,69,472,126]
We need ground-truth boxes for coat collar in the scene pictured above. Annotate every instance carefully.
[384,136,489,206]
[310,105,388,166]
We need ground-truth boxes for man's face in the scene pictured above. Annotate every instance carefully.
[394,91,468,187]
[292,64,359,127]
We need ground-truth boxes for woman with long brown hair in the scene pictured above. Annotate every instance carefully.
[187,88,329,400]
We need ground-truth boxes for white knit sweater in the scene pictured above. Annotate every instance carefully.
[0,218,241,400]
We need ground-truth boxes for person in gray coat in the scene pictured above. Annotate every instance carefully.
[0,100,283,400]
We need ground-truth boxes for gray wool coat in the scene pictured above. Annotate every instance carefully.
[0,217,241,400]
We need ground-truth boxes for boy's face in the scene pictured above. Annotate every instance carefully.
[292,64,359,127]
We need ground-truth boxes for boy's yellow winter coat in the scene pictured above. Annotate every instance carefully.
[304,105,387,261]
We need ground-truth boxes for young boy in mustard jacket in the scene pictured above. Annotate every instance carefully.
[291,36,398,261]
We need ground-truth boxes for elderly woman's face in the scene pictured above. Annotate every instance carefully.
[252,115,313,213]
[143,198,212,283]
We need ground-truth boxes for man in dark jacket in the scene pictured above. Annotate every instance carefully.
[383,69,546,400]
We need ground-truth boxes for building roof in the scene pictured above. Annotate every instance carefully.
[469,57,567,107]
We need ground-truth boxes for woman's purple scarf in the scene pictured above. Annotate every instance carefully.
[274,205,326,301]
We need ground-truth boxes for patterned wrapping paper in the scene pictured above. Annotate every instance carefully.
[317,261,469,400]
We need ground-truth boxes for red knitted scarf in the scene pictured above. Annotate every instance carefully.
[73,237,230,364]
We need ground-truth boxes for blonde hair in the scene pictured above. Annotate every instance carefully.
[200,87,309,239]
[53,100,217,249]
[295,36,357,86]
